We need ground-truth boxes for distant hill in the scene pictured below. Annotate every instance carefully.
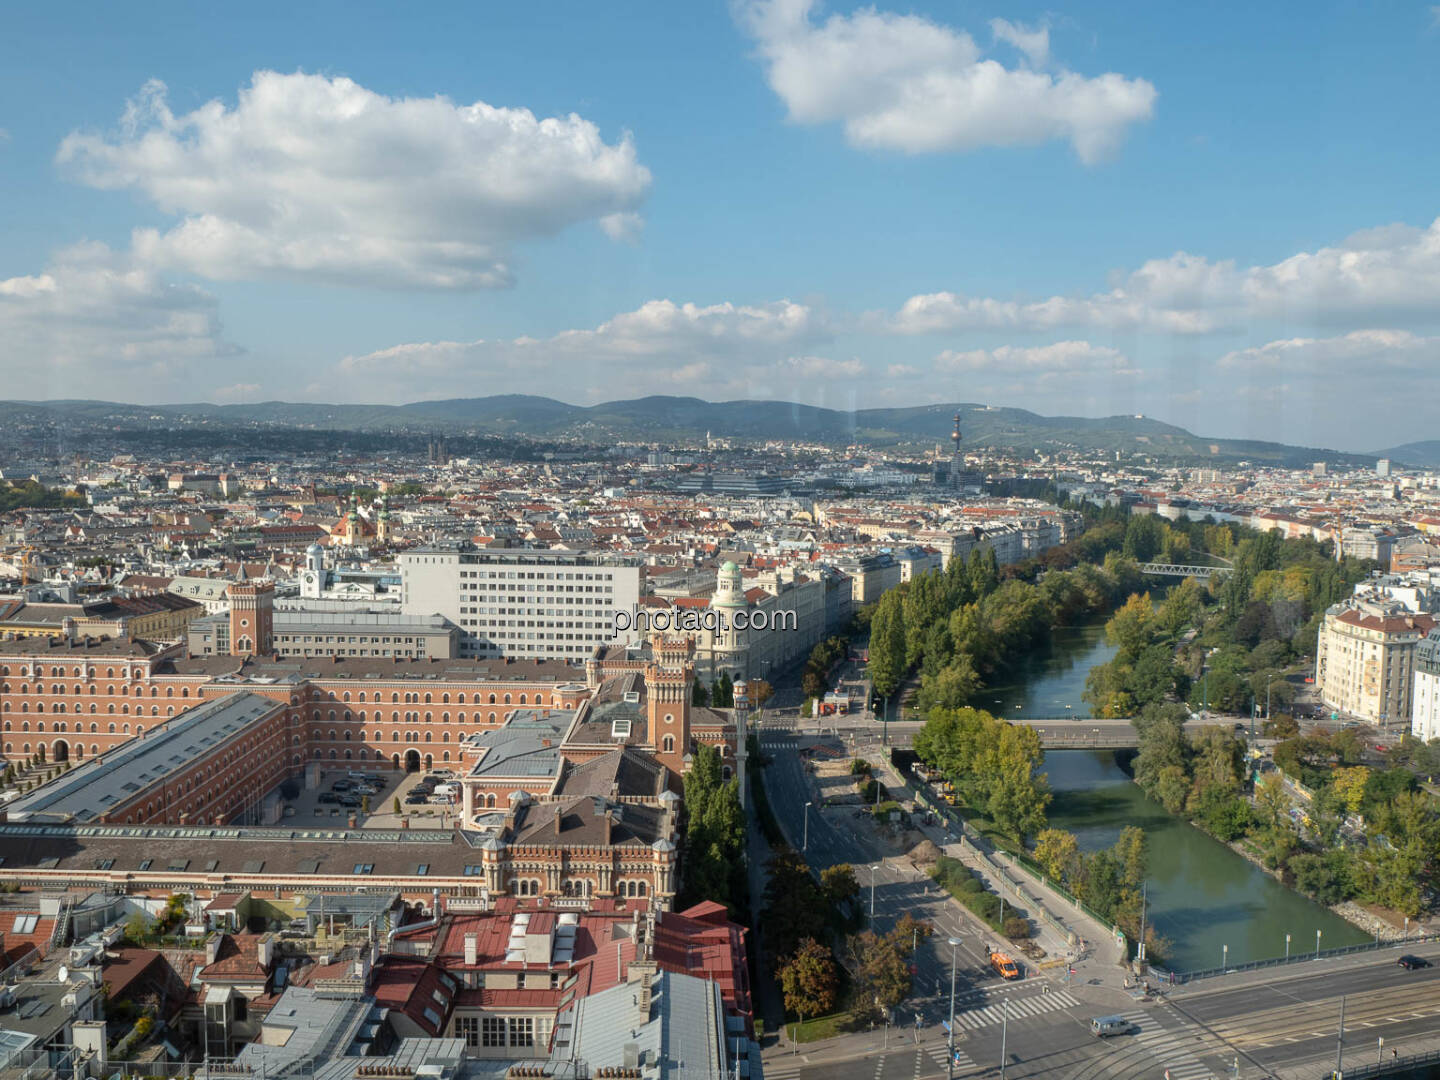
[0,395,1379,467]
[1373,441,1440,468]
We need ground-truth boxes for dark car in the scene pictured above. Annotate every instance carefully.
[317,792,339,805]
[405,794,429,805]
[337,795,361,808]
[1398,955,1432,970]
[332,780,354,792]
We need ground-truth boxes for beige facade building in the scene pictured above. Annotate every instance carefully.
[1316,597,1437,723]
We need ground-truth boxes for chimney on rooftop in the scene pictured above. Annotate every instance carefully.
[464,933,478,966]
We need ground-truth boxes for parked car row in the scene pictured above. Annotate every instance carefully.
[405,771,458,806]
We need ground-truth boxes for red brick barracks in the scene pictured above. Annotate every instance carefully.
[0,579,742,907]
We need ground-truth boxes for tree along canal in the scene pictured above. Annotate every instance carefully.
[975,622,1369,972]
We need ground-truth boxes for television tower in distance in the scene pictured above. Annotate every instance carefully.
[950,412,964,490]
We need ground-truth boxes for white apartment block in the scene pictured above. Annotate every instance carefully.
[1413,630,1440,741]
[1316,597,1437,723]
[399,544,642,661]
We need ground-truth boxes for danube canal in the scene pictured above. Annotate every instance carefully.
[977,623,1369,972]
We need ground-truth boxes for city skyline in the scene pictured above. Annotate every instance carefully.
[3,1,1440,447]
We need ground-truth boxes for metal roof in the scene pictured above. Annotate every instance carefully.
[4,691,283,823]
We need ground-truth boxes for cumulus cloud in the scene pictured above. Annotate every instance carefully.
[736,0,1155,162]
[1218,329,1440,372]
[890,217,1440,335]
[0,242,239,398]
[335,298,829,400]
[57,71,652,290]
[214,382,263,401]
[935,340,1134,377]
[989,18,1049,67]
[776,354,864,377]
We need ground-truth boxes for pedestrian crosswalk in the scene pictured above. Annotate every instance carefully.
[1060,1008,1218,1080]
[919,1039,976,1075]
[760,1038,977,1080]
[949,987,1082,1030]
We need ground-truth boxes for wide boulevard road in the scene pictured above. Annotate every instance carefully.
[759,731,1008,1002]
[757,728,1440,1080]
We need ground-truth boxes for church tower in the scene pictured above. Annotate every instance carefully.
[647,634,695,780]
[227,578,274,657]
[375,496,391,544]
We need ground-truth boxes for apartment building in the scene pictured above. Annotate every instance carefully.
[399,544,642,661]
[1413,629,1440,741]
[838,553,903,606]
[1316,596,1437,723]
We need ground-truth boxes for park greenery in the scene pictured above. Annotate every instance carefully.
[930,855,1031,939]
[1070,517,1440,914]
[867,512,1155,719]
[1030,824,1166,957]
[679,744,746,914]
[1083,520,1374,720]
[801,634,854,700]
[913,708,1049,843]
[764,842,932,1030]
[0,479,86,512]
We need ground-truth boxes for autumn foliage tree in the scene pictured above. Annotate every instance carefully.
[779,937,839,1024]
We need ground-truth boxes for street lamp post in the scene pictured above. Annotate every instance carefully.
[1316,929,1322,959]
[1222,944,1228,971]
[1285,933,1291,960]
[946,936,962,1080]
[803,801,811,853]
[870,864,879,919]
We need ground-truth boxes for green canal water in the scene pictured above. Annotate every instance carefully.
[975,623,1370,972]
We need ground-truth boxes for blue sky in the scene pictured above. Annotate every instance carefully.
[2,0,1439,449]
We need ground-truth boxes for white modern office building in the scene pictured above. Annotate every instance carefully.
[1412,629,1440,741]
[399,543,643,660]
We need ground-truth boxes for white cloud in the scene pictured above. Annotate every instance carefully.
[890,216,1440,335]
[935,340,1134,377]
[1218,328,1440,372]
[57,71,652,290]
[214,382,263,401]
[335,298,829,401]
[989,18,1049,67]
[776,354,864,377]
[736,0,1155,162]
[0,242,239,398]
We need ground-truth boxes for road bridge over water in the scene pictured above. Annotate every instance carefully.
[760,714,1240,750]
